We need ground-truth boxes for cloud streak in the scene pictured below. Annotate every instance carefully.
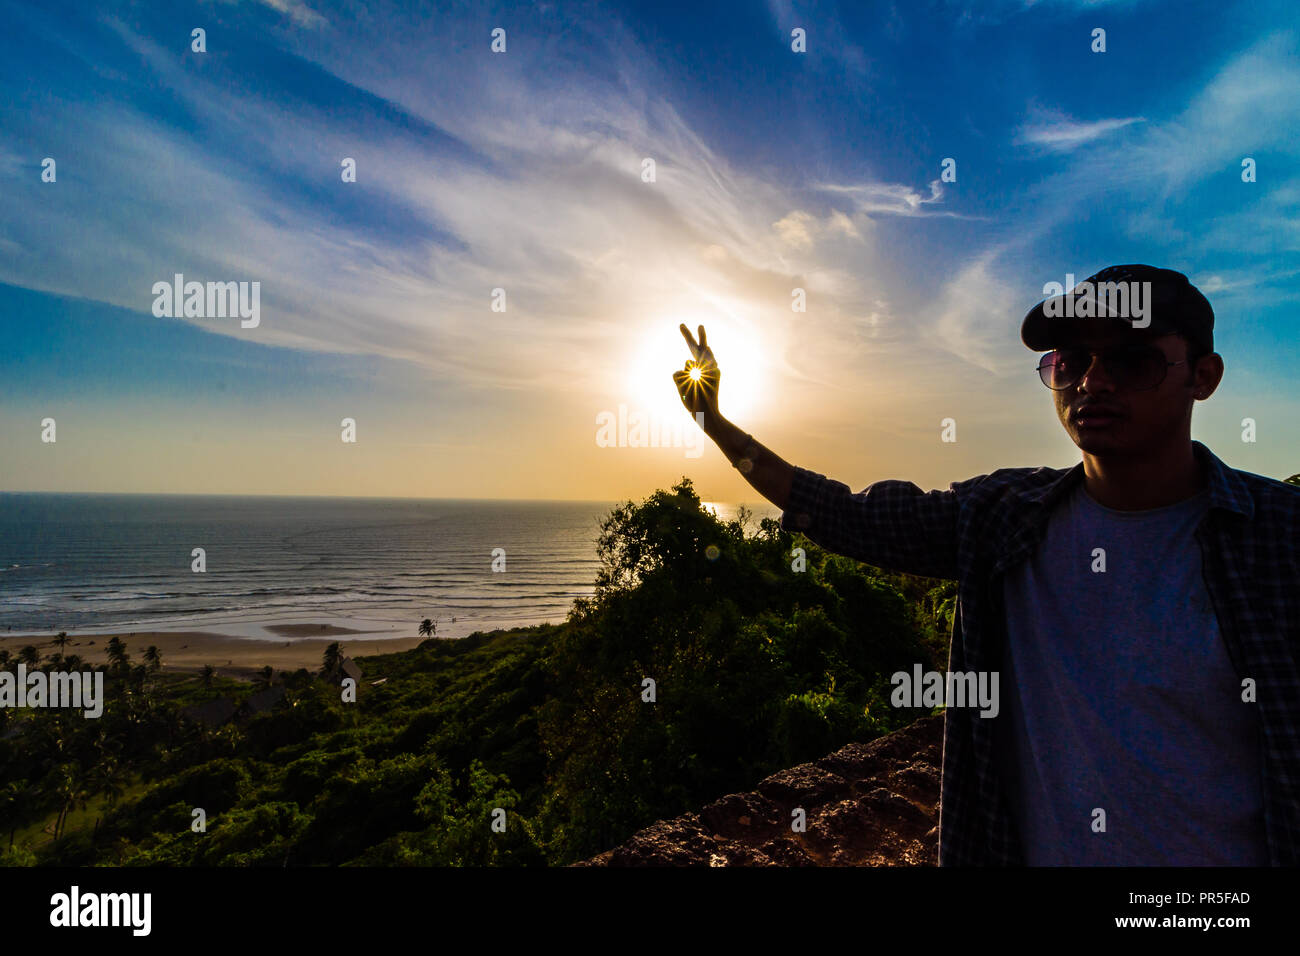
[1015,115,1144,152]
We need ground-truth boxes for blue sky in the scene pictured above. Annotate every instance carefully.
[1,0,1297,498]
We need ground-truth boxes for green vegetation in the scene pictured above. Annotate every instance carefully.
[0,478,954,866]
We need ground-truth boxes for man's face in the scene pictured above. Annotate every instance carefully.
[1048,328,1205,458]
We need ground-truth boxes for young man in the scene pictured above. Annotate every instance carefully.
[674,264,1300,865]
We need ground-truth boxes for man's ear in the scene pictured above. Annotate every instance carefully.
[1193,352,1224,400]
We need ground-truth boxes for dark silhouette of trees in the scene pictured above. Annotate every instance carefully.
[106,636,130,676]
[53,763,90,840]
[1,780,36,849]
[321,642,343,678]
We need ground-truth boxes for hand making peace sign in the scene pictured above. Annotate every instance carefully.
[673,323,721,420]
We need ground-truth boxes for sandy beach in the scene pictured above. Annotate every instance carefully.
[0,627,433,681]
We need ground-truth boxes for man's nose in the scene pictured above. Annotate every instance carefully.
[1078,352,1116,392]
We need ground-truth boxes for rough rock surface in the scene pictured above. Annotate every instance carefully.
[575,713,944,866]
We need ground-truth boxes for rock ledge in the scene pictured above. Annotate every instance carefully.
[575,713,943,866]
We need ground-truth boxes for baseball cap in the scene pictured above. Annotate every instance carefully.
[1020,264,1214,353]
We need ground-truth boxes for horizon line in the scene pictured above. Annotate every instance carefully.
[0,488,783,508]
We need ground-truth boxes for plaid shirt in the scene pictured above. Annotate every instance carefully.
[781,440,1300,865]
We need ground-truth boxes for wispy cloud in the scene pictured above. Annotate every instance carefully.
[924,251,1026,374]
[248,0,328,28]
[812,180,948,216]
[765,0,870,78]
[1015,114,1144,152]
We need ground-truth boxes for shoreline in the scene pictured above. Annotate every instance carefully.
[0,628,438,681]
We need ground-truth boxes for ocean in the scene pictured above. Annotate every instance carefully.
[0,493,778,641]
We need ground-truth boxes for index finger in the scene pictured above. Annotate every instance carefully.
[679,323,701,361]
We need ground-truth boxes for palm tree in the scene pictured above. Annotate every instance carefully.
[144,645,162,672]
[33,718,69,774]
[201,664,215,690]
[1,780,34,849]
[0,648,10,669]
[18,645,39,667]
[53,763,90,840]
[51,631,70,664]
[419,618,437,639]
[89,758,126,834]
[106,636,129,675]
[257,665,274,688]
[213,723,243,756]
[321,641,343,678]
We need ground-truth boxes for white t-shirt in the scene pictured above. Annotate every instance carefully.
[998,481,1267,865]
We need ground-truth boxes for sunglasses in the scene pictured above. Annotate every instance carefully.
[1037,344,1186,391]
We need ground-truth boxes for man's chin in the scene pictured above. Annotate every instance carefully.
[1069,427,1131,457]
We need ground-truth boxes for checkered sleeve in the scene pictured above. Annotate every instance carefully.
[780,465,963,580]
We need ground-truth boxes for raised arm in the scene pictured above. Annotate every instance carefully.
[673,324,796,509]
[673,323,962,580]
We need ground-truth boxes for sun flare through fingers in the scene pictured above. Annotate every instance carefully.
[629,319,765,422]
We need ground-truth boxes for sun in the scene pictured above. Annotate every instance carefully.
[628,318,766,423]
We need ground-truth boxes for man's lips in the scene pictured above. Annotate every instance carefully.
[1073,406,1124,426]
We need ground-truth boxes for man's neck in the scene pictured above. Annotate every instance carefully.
[1081,440,1206,511]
